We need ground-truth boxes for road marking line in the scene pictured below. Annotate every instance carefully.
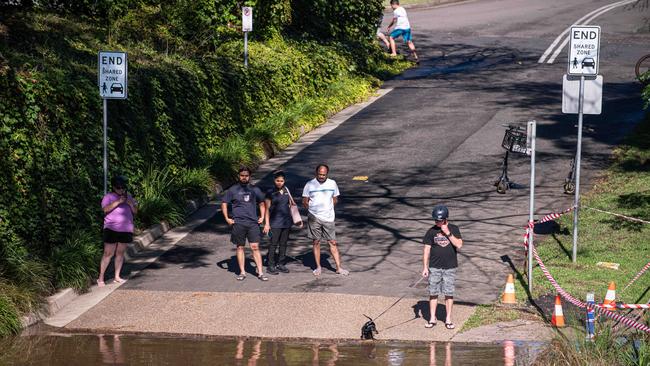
[538,0,635,64]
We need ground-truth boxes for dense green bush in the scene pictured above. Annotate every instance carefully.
[50,230,101,290]
[290,0,383,42]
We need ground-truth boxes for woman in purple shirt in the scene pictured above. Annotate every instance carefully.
[98,176,137,286]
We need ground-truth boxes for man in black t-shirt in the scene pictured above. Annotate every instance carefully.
[422,204,463,330]
[221,166,267,281]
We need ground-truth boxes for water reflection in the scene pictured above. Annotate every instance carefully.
[429,342,452,366]
[503,340,515,366]
[311,343,339,366]
[98,335,125,365]
[0,332,541,365]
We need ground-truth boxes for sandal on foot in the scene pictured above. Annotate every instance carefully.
[425,321,436,328]
[312,267,322,276]
[236,274,246,281]
[113,278,126,284]
[258,274,269,281]
[336,269,350,276]
[445,323,455,330]
[97,280,105,287]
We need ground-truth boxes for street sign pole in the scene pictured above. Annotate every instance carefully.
[528,120,536,292]
[242,7,252,68]
[572,75,585,263]
[103,98,108,195]
[244,31,248,68]
[98,51,128,195]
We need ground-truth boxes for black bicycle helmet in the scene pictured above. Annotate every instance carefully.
[432,205,449,220]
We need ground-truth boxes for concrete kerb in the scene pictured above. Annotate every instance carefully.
[20,195,215,329]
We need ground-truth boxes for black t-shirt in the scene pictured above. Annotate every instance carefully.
[423,224,462,269]
[266,187,293,229]
[221,184,265,226]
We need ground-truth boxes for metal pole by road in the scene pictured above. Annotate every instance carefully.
[103,98,108,195]
[528,120,536,292]
[572,75,585,263]
[244,31,248,68]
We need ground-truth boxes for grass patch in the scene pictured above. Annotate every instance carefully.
[534,328,650,366]
[461,303,541,332]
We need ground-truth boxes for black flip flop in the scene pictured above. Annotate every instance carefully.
[445,323,455,330]
[236,274,246,281]
[425,321,436,328]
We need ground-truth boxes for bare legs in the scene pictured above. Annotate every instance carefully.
[428,295,454,324]
[389,37,419,61]
[312,239,346,275]
[98,242,128,286]
[236,243,264,276]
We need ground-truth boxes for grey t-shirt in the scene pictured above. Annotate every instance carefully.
[222,184,265,226]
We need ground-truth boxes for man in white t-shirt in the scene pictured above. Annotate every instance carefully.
[302,164,349,276]
[387,0,419,63]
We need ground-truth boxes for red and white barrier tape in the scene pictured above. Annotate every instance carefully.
[623,261,650,291]
[522,207,650,333]
[600,304,650,309]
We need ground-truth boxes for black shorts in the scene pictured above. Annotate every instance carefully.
[103,228,133,244]
[231,223,261,246]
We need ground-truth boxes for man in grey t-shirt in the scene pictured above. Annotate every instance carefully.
[302,164,349,276]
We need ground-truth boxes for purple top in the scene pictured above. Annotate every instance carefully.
[101,192,136,233]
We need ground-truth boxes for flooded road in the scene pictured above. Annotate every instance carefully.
[1,331,542,365]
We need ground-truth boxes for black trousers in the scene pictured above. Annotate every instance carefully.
[268,228,290,267]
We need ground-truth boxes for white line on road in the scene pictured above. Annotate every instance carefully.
[538,0,636,64]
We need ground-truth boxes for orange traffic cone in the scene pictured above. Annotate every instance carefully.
[551,295,565,327]
[502,274,516,304]
[603,281,616,308]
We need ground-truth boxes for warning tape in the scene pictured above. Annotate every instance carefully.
[600,304,650,310]
[583,206,650,225]
[623,261,650,291]
[521,207,650,333]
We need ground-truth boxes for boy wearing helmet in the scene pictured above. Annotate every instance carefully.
[422,204,463,329]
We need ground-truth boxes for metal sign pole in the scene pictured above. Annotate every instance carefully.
[572,75,585,263]
[103,98,108,195]
[244,31,248,68]
[528,120,536,292]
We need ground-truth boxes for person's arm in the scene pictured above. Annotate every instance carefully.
[387,15,396,31]
[126,195,138,215]
[332,196,338,206]
[263,198,272,234]
[102,195,125,214]
[441,223,463,249]
[422,244,431,277]
[257,201,265,224]
[221,202,234,225]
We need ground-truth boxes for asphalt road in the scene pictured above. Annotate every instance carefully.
[91,0,650,310]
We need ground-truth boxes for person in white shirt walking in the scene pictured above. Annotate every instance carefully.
[387,0,419,63]
[302,164,349,276]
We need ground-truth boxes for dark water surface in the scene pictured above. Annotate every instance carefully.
[0,331,543,365]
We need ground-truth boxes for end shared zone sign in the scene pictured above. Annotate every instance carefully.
[98,51,128,99]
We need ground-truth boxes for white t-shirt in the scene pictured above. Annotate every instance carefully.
[393,6,410,30]
[302,178,340,222]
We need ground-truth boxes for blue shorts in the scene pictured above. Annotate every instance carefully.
[390,28,412,42]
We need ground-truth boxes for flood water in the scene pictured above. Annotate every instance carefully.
[0,331,543,365]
